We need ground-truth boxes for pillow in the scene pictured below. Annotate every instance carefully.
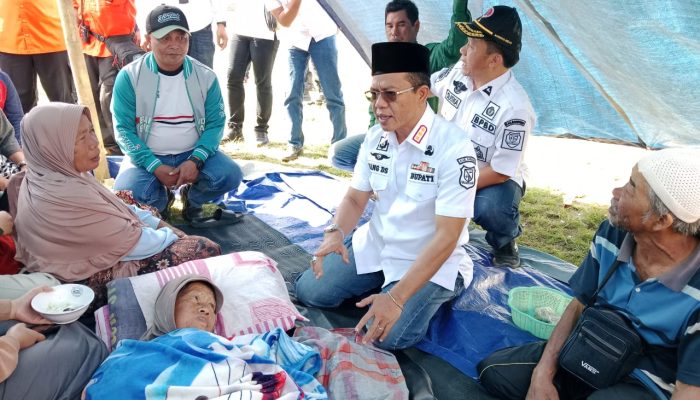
[97,251,307,350]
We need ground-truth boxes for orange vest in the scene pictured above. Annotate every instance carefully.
[73,0,137,58]
[0,0,67,54]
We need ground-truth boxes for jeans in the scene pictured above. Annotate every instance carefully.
[227,34,279,133]
[473,179,524,249]
[285,35,347,148]
[330,133,365,171]
[478,341,656,400]
[0,51,76,113]
[188,25,215,69]
[294,236,459,351]
[113,150,242,212]
[85,55,119,153]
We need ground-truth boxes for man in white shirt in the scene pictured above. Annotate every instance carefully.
[295,42,478,350]
[431,6,535,268]
[265,0,347,161]
[226,1,280,145]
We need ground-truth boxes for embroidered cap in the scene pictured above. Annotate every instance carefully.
[638,148,700,223]
[456,6,522,53]
[371,42,430,76]
[146,4,190,39]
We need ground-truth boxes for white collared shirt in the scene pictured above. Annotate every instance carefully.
[350,107,477,291]
[264,0,337,51]
[230,0,276,40]
[431,62,536,187]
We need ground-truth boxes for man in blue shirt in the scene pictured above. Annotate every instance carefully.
[478,148,700,399]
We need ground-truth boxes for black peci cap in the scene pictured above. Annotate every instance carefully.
[371,42,430,76]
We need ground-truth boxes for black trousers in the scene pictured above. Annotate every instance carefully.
[0,51,76,113]
[84,55,120,154]
[477,341,657,400]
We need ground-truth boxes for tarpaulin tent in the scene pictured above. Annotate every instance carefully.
[318,0,700,148]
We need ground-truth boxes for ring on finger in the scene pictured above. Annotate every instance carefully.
[378,326,384,331]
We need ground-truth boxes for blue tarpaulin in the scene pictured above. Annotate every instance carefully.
[318,0,700,148]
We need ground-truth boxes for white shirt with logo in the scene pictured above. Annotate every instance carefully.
[264,0,337,51]
[350,107,477,291]
[230,0,276,40]
[431,62,536,187]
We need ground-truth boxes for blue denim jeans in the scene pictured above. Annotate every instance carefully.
[330,133,365,171]
[113,150,242,212]
[227,34,279,133]
[285,35,347,148]
[188,25,215,69]
[473,179,524,249]
[295,237,459,350]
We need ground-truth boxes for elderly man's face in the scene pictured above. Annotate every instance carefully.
[174,282,217,332]
[148,30,189,71]
[609,165,653,231]
[385,10,419,42]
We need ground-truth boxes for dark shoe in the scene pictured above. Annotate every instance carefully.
[255,131,269,147]
[189,208,245,228]
[281,146,303,162]
[180,185,205,222]
[160,189,176,220]
[493,241,521,268]
[226,125,244,142]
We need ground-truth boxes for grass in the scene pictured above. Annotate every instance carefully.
[519,188,607,266]
[221,141,608,266]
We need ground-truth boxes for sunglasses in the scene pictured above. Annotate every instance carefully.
[364,86,415,102]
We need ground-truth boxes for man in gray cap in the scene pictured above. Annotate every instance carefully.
[432,5,534,268]
[295,41,478,350]
[478,148,700,399]
[112,4,242,222]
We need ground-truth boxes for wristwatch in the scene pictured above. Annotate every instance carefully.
[188,156,204,171]
[323,223,344,237]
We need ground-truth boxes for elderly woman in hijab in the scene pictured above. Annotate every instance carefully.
[7,103,221,308]
[142,274,224,340]
[85,275,322,400]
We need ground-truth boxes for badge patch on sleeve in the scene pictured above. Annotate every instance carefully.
[472,143,489,162]
[482,101,501,120]
[501,129,524,151]
[457,156,477,190]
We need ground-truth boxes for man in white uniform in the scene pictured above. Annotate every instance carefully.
[431,6,535,267]
[295,42,478,350]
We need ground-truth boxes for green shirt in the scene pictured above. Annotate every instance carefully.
[368,0,471,126]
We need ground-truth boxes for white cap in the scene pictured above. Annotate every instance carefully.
[638,148,700,223]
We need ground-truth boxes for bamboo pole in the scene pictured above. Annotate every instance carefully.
[55,0,110,181]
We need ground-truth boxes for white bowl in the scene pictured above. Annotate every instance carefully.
[31,284,95,324]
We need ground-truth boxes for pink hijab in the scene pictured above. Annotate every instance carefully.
[9,103,143,281]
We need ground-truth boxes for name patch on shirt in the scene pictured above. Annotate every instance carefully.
[445,90,462,109]
[482,101,501,120]
[368,162,389,175]
[471,114,496,134]
[457,156,477,190]
[501,129,525,151]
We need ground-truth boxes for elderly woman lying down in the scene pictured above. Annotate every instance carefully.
[84,275,328,399]
[8,103,221,308]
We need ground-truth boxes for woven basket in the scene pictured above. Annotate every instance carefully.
[508,286,572,339]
